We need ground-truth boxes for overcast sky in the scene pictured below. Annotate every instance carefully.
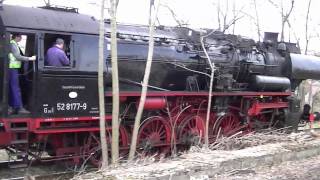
[4,0,320,53]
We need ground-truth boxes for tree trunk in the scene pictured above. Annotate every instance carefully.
[308,80,313,107]
[201,35,215,147]
[109,0,120,165]
[280,0,285,42]
[299,80,306,110]
[98,0,108,169]
[128,0,159,160]
[205,70,214,146]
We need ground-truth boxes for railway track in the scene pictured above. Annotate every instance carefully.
[0,159,95,180]
[5,171,75,180]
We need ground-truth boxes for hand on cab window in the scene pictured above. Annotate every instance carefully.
[28,55,36,61]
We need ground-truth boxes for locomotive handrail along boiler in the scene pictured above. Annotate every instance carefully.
[0,4,319,167]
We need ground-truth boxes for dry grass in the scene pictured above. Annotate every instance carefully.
[204,128,315,151]
[73,130,320,180]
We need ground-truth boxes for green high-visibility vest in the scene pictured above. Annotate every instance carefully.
[8,40,22,69]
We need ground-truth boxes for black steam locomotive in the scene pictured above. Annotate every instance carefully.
[0,4,319,167]
[111,26,320,93]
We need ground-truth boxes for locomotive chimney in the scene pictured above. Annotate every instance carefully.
[263,32,279,44]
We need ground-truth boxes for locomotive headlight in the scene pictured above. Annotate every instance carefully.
[69,92,78,99]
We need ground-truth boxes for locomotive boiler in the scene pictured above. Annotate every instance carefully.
[109,26,320,93]
[0,4,319,168]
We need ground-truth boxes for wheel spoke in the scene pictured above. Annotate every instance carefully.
[152,120,157,132]
[155,121,163,133]
[159,131,166,138]
[187,120,193,129]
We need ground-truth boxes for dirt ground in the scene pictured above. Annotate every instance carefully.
[216,154,320,180]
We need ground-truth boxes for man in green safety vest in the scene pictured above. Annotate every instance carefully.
[8,33,36,114]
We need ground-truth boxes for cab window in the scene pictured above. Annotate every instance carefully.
[43,33,72,68]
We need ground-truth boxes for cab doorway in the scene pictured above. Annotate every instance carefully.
[6,32,37,116]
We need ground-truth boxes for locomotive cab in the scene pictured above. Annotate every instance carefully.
[0,5,102,119]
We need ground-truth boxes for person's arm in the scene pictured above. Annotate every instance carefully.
[10,43,34,61]
[59,50,70,66]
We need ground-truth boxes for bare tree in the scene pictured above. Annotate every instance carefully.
[266,0,294,41]
[213,0,245,33]
[216,0,222,31]
[43,0,50,6]
[222,15,244,34]
[286,19,301,49]
[222,0,229,32]
[300,0,313,109]
[232,0,236,34]
[304,0,312,55]
[201,31,215,147]
[161,4,187,27]
[128,0,160,160]
[201,1,245,145]
[109,0,120,165]
[239,10,263,41]
[253,0,261,41]
[280,0,294,41]
[98,0,108,169]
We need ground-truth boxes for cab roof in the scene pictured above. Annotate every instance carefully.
[0,4,99,34]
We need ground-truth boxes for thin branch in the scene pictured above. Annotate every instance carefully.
[286,19,301,49]
[213,0,245,33]
[281,0,295,41]
[232,0,236,34]
[161,4,187,27]
[222,0,229,32]
[43,0,50,6]
[253,0,261,41]
[222,15,244,33]
[267,0,295,41]
[267,0,280,9]
[305,0,312,55]
[166,62,211,78]
[217,0,221,31]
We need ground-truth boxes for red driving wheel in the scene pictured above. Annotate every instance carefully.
[213,112,241,138]
[84,125,129,167]
[178,115,205,145]
[137,116,171,155]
